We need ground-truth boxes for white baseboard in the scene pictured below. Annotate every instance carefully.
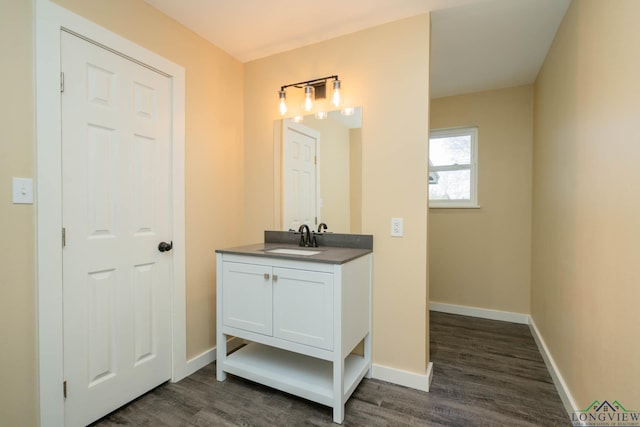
[430,301,529,324]
[528,318,578,418]
[180,337,244,380]
[371,362,433,392]
[182,348,215,379]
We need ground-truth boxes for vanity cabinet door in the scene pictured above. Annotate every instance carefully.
[222,262,273,336]
[272,267,334,350]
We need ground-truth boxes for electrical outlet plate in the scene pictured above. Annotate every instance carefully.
[391,217,403,237]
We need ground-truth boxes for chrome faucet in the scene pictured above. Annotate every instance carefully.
[298,224,311,247]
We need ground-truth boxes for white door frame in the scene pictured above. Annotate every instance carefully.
[35,1,186,425]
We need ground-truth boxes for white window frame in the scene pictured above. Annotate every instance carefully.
[428,126,479,208]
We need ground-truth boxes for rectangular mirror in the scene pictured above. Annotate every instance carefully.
[274,107,362,233]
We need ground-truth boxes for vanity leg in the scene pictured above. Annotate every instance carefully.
[215,253,227,381]
[332,357,345,424]
[364,332,372,379]
[216,333,227,381]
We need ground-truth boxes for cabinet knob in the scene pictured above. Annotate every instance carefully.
[273,275,278,282]
[264,273,270,280]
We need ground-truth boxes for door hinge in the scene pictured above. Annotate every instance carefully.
[60,72,65,93]
[63,380,67,399]
[62,227,66,247]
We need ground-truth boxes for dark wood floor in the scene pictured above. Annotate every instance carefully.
[91,312,570,426]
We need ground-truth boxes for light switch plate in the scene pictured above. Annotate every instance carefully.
[13,177,34,204]
[391,217,403,237]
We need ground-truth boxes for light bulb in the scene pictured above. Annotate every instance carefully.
[332,79,341,107]
[341,107,355,116]
[278,90,287,115]
[315,111,328,120]
[304,85,314,111]
[293,115,304,123]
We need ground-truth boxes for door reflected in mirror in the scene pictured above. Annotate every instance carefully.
[275,107,362,234]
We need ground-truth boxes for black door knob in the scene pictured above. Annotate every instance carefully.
[158,241,173,252]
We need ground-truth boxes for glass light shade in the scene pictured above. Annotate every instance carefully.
[304,85,314,111]
[332,79,341,107]
[278,90,287,115]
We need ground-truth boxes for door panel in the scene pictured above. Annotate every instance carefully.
[133,263,155,364]
[87,269,117,386]
[62,31,172,426]
[87,124,117,236]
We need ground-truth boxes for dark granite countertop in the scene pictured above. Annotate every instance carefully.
[215,231,373,264]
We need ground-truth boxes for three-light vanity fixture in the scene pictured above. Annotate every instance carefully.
[278,75,347,119]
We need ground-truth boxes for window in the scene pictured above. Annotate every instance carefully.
[428,127,478,208]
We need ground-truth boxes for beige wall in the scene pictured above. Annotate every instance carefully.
[429,86,533,314]
[532,0,640,408]
[244,15,430,373]
[0,0,37,425]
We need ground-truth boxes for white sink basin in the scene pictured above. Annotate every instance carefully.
[265,248,321,256]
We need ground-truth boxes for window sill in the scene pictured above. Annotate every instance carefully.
[429,204,480,209]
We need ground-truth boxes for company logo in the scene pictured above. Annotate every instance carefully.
[572,400,640,426]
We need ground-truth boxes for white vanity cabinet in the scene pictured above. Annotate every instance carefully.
[216,251,372,424]
[222,261,334,350]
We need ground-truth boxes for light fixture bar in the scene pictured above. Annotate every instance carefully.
[280,75,339,91]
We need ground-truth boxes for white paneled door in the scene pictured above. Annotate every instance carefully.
[282,121,320,231]
[61,31,172,426]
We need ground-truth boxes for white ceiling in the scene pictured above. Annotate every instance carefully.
[145,0,570,99]
[430,0,570,98]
